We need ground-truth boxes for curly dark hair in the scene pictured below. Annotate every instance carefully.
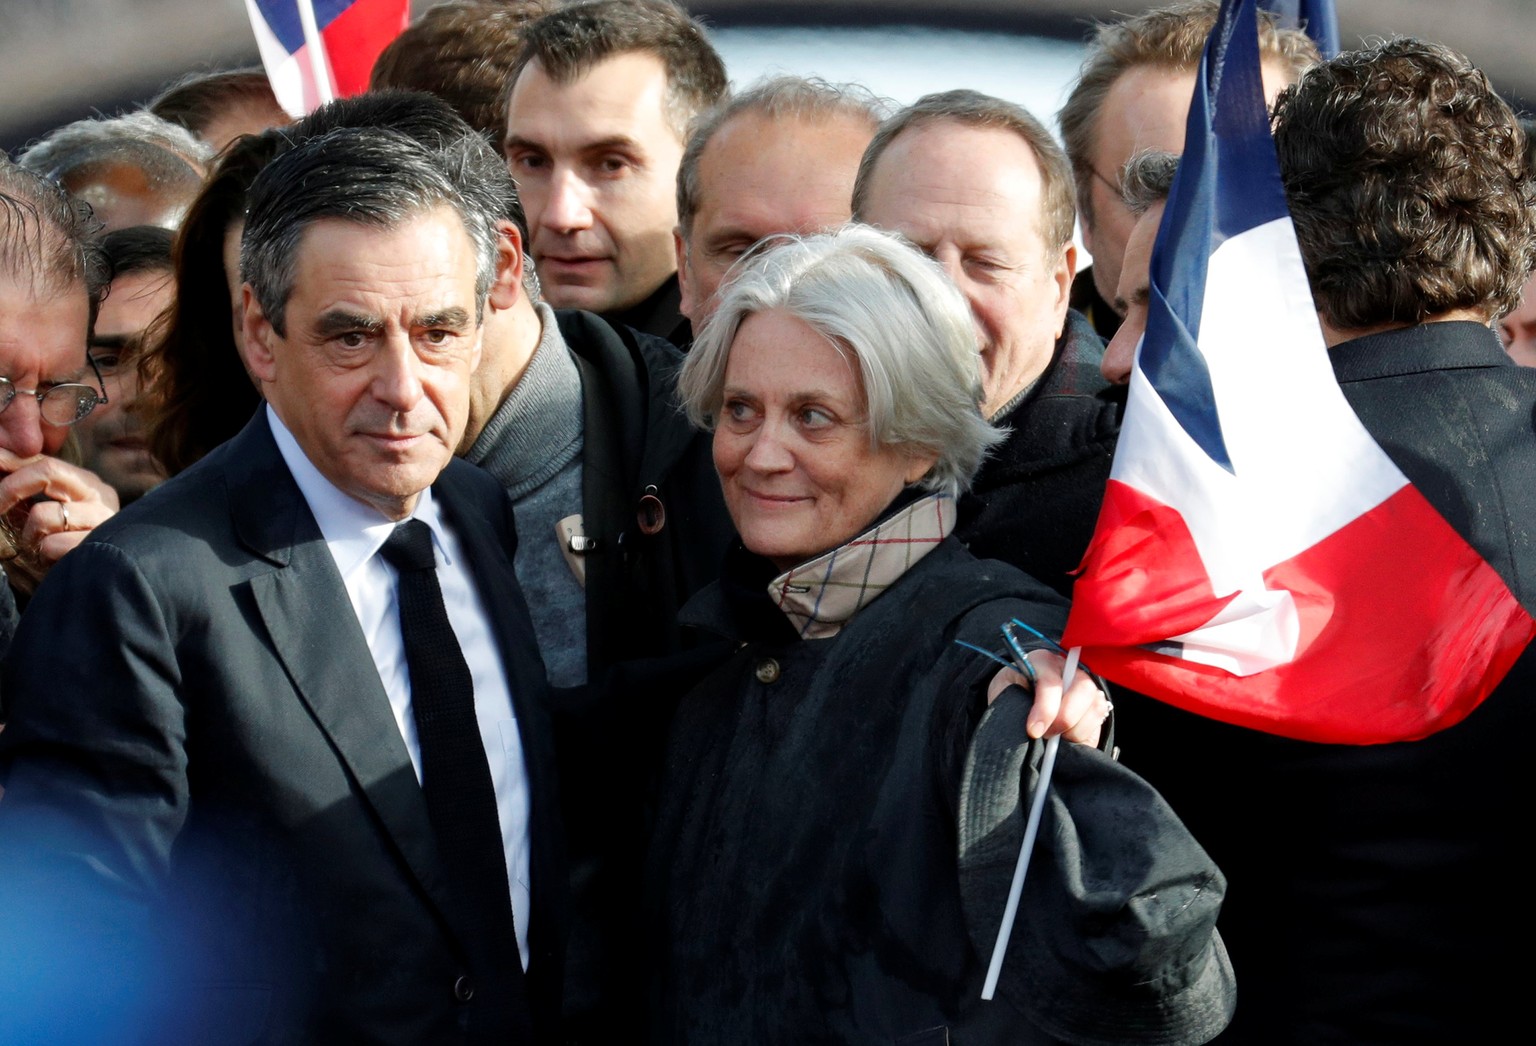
[1273,38,1536,330]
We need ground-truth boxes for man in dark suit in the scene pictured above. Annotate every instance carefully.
[0,128,563,1044]
[1099,41,1536,1044]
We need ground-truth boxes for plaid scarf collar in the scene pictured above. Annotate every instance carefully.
[769,491,956,640]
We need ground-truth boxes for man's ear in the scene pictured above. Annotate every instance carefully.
[488,220,525,312]
[240,284,278,383]
[674,227,698,324]
[1050,242,1077,340]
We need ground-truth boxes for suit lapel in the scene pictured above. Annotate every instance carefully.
[226,415,476,954]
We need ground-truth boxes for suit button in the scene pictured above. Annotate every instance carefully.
[754,658,781,684]
[453,975,475,1002]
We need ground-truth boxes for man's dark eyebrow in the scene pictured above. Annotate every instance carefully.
[503,133,544,155]
[313,310,384,338]
[416,307,473,330]
[1113,284,1152,316]
[577,135,644,155]
[88,333,131,350]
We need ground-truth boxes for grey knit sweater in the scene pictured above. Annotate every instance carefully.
[466,303,588,688]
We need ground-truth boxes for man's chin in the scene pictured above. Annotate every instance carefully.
[538,278,620,313]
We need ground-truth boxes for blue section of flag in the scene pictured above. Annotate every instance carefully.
[253,0,357,54]
[1141,0,1293,473]
[1260,0,1341,58]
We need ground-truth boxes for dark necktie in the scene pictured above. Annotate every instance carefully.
[380,519,529,1036]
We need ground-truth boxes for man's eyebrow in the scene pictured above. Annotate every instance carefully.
[416,307,473,330]
[88,333,131,350]
[313,310,384,338]
[577,135,644,155]
[503,134,545,154]
[1114,284,1152,315]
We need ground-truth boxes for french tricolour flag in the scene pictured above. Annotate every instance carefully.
[246,0,410,119]
[1060,0,1534,744]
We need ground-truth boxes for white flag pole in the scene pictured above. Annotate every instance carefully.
[980,645,1081,1000]
[296,0,336,107]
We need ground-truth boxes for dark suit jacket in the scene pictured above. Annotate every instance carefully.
[0,414,564,1045]
[1115,322,1536,1045]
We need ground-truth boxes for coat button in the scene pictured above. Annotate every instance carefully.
[754,658,781,684]
[453,975,475,1002]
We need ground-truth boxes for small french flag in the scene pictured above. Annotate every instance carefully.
[1060,0,1534,744]
[245,0,410,119]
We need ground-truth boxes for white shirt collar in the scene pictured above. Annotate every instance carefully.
[265,405,456,579]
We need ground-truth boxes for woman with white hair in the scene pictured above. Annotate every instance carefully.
[643,226,1235,1044]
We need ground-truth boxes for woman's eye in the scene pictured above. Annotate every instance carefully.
[798,407,832,428]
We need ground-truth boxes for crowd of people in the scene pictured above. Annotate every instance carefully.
[0,1,1533,1043]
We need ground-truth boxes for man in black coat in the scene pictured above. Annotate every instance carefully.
[0,129,564,1044]
[854,90,1122,597]
[1102,41,1536,1044]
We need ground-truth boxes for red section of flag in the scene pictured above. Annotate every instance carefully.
[1063,480,1235,647]
[1066,482,1535,744]
[321,0,409,97]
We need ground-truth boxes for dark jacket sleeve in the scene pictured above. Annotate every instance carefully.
[0,539,189,1038]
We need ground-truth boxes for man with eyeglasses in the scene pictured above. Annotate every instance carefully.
[1057,0,1316,340]
[0,160,118,655]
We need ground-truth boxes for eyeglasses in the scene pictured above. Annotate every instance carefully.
[1089,164,1123,201]
[0,356,109,427]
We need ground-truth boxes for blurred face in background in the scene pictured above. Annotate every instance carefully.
[1500,272,1536,367]
[78,268,174,502]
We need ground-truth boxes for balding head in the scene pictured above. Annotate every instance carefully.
[854,91,1077,417]
[676,76,887,325]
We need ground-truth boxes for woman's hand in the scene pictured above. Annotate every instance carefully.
[987,651,1110,748]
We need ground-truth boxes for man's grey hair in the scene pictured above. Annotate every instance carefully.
[241,127,505,337]
[676,76,890,238]
[0,158,109,323]
[679,224,1004,496]
[851,89,1076,254]
[1121,149,1180,216]
[17,110,213,178]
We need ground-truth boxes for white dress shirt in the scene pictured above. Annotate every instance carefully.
[268,407,531,969]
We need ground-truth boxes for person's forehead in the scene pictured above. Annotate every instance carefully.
[726,309,861,393]
[285,210,480,313]
[865,121,1049,249]
[95,269,174,339]
[506,50,679,151]
[694,113,870,234]
[0,269,89,379]
[1094,65,1196,169]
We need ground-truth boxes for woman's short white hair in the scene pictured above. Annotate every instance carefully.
[678,224,1003,495]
